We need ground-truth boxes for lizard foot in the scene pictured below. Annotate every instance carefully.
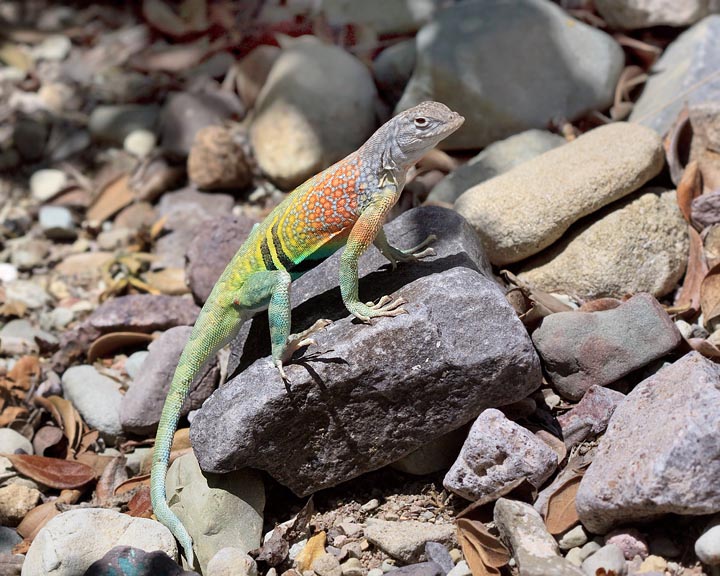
[277,318,333,375]
[382,234,437,270]
[352,296,408,322]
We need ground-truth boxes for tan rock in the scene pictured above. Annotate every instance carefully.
[517,188,688,299]
[454,122,664,265]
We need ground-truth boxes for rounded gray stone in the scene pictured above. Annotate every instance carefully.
[0,429,33,455]
[455,123,664,265]
[396,0,623,149]
[61,365,123,439]
[695,522,720,566]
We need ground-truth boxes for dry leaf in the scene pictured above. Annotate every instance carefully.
[700,263,720,330]
[16,489,81,540]
[675,226,708,315]
[295,531,327,573]
[127,486,153,518]
[0,406,29,427]
[142,0,208,40]
[94,455,129,506]
[544,475,582,535]
[87,332,154,363]
[115,474,151,496]
[32,426,67,458]
[457,478,537,523]
[75,452,116,478]
[3,453,96,489]
[456,518,510,576]
[87,175,135,223]
[536,430,567,464]
[664,106,692,187]
[6,356,40,392]
[677,160,702,223]
[687,337,720,360]
[35,395,84,453]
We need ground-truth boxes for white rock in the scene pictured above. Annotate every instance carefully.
[4,280,50,309]
[321,0,437,35]
[33,35,71,61]
[595,0,715,30]
[29,169,67,202]
[0,429,33,455]
[447,560,471,576]
[123,129,156,157]
[61,365,123,439]
[695,522,720,566]
[558,526,588,551]
[39,206,76,239]
[581,544,626,576]
[21,508,177,576]
[207,547,258,576]
[0,263,18,283]
[124,350,149,379]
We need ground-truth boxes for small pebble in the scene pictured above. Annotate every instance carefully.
[674,319,693,340]
[638,555,667,573]
[0,263,18,283]
[0,429,33,455]
[368,570,383,576]
[123,129,157,157]
[39,205,76,240]
[558,525,588,550]
[312,553,342,576]
[362,499,380,512]
[381,559,396,573]
[544,392,561,409]
[448,548,463,563]
[30,168,67,202]
[581,544,626,576]
[340,557,364,576]
[566,547,583,566]
[605,528,648,560]
[579,540,602,561]
[33,34,71,61]
[695,523,720,566]
[447,560,471,576]
[0,484,41,526]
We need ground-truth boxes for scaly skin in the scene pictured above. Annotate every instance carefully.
[150,102,464,566]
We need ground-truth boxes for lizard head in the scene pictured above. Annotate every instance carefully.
[386,101,464,169]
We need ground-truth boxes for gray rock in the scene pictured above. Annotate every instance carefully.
[630,16,720,136]
[494,498,584,576]
[125,351,149,380]
[39,206,76,240]
[558,526,588,551]
[87,294,200,333]
[443,409,557,501]
[165,453,264,575]
[155,188,235,270]
[396,0,623,150]
[380,562,444,576]
[455,122,664,265]
[206,547,257,576]
[576,352,720,533]
[192,207,540,495]
[89,104,159,145]
[8,237,49,271]
[692,191,720,229]
[185,215,256,304]
[428,130,565,205]
[580,544,626,576]
[364,520,455,563]
[234,45,280,109]
[251,36,377,189]
[312,553,342,576]
[532,293,681,401]
[29,168,66,202]
[424,542,454,575]
[4,280,51,310]
[120,326,219,435]
[695,521,720,566]
[61,365,123,439]
[32,35,71,61]
[321,0,437,35]
[0,319,52,355]
[0,526,22,554]
[595,0,716,29]
[0,429,33,455]
[373,39,416,107]
[160,90,243,159]
[21,508,177,576]
[0,484,41,526]
[14,116,48,162]
[517,188,689,299]
[557,386,626,448]
[391,428,465,476]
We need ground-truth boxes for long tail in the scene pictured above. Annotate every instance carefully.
[150,302,242,566]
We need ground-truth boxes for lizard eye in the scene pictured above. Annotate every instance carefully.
[414,117,429,129]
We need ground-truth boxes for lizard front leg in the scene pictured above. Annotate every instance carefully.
[373,228,436,270]
[340,188,410,322]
